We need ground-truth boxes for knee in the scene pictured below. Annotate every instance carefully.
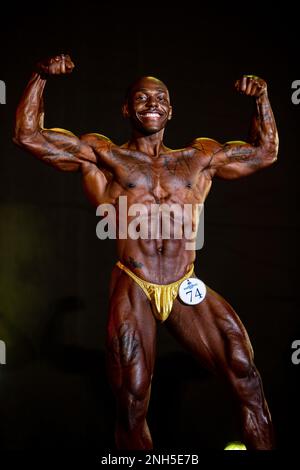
[117,388,151,432]
[229,357,263,401]
[230,347,254,380]
[225,329,255,379]
[228,343,263,396]
[219,313,265,401]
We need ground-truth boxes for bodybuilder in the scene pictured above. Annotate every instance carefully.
[14,54,279,450]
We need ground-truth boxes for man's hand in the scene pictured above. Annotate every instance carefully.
[36,54,75,77]
[235,75,267,98]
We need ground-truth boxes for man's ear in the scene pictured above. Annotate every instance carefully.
[168,105,173,120]
[122,102,130,118]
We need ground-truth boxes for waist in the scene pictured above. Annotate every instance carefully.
[116,258,195,286]
[117,259,194,286]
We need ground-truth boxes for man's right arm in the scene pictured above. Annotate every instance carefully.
[13,55,109,172]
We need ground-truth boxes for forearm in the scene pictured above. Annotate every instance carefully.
[249,92,279,155]
[14,72,46,143]
[222,93,278,165]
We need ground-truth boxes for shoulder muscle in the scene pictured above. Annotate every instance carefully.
[80,132,112,148]
[189,137,222,154]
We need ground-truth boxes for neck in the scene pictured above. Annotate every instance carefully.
[128,129,165,157]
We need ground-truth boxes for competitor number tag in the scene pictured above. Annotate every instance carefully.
[179,278,206,305]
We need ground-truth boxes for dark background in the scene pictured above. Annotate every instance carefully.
[0,4,299,455]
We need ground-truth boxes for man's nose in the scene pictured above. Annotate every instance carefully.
[147,96,158,107]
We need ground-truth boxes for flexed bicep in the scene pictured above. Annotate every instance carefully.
[13,54,100,172]
[190,75,278,180]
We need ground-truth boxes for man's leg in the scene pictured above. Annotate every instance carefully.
[166,285,273,450]
[106,266,157,450]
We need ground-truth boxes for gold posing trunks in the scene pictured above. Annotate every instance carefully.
[116,261,194,322]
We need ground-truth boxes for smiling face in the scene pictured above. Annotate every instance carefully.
[123,76,172,135]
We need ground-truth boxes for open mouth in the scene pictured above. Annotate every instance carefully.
[139,111,163,119]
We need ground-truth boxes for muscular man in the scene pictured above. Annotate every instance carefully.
[14,54,279,450]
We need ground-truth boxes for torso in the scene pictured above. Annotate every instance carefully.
[83,142,212,283]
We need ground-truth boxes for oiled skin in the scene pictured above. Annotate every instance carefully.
[14,55,279,449]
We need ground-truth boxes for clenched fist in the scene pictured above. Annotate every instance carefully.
[36,54,75,77]
[235,75,267,98]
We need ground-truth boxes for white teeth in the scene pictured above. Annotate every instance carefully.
[143,113,160,117]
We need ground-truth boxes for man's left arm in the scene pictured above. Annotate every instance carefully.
[191,75,279,179]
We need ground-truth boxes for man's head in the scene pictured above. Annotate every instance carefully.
[122,76,172,135]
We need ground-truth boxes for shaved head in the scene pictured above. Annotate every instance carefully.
[125,76,170,102]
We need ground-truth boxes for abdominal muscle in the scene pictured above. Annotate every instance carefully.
[116,236,196,285]
[96,174,205,284]
[110,195,199,284]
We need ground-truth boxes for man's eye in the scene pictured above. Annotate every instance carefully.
[136,95,146,101]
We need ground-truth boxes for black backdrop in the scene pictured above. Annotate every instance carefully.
[0,4,299,456]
